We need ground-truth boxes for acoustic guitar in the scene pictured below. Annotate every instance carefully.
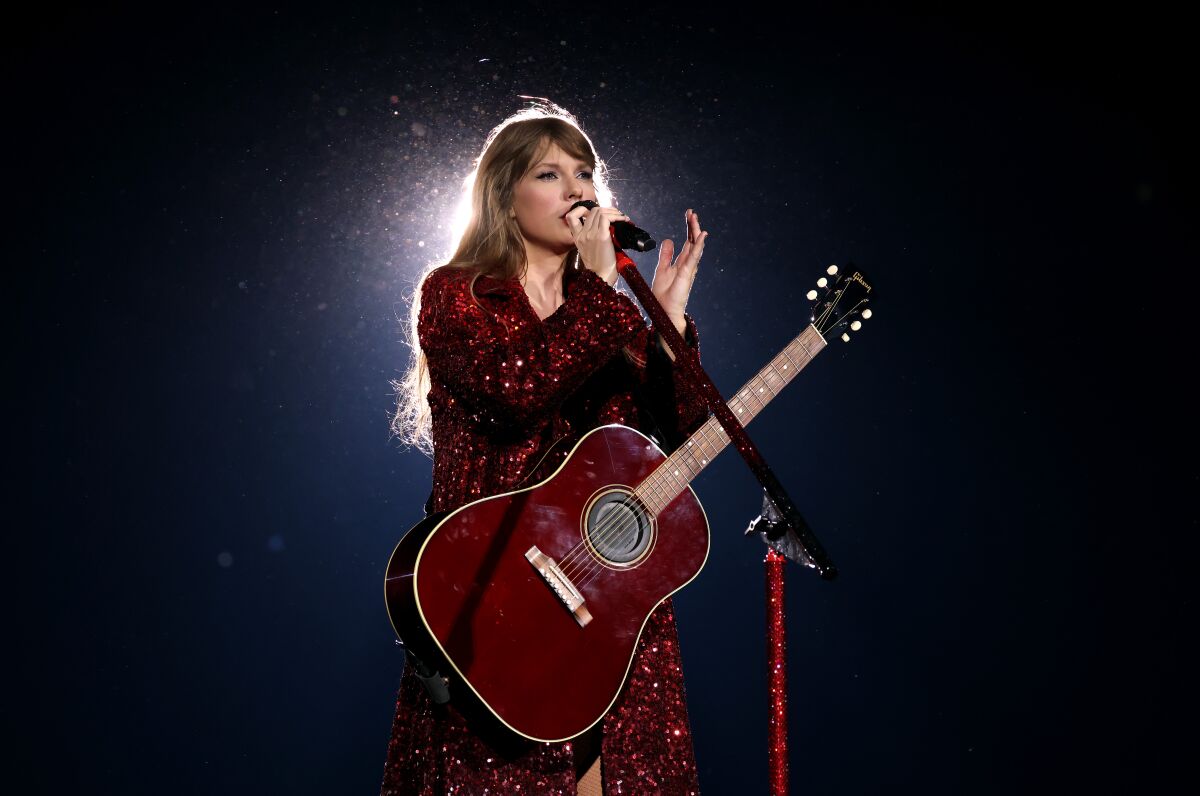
[385,265,873,742]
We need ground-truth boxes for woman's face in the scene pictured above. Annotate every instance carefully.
[510,142,596,259]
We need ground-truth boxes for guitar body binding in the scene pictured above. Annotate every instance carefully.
[384,424,710,742]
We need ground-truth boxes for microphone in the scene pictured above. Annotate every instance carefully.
[569,200,656,252]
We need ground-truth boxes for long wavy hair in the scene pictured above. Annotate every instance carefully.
[391,102,615,454]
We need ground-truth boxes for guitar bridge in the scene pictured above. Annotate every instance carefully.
[525,546,593,628]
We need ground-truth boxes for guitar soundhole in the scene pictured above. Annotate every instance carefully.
[586,491,652,565]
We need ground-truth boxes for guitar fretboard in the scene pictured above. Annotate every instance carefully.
[633,324,827,516]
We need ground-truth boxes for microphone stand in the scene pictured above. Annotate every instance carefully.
[611,239,837,796]
[611,245,838,580]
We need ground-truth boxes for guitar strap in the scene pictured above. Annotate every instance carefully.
[630,365,681,455]
[628,320,702,456]
[413,491,449,702]
[406,650,450,704]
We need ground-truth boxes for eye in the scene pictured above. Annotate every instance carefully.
[534,170,593,181]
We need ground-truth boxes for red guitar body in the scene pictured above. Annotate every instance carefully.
[384,424,710,743]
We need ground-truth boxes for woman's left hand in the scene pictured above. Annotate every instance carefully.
[651,209,708,335]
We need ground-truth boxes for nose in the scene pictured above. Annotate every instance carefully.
[563,174,583,200]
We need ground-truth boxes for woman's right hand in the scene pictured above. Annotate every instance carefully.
[565,204,630,285]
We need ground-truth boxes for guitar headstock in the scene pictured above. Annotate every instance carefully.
[806,263,874,342]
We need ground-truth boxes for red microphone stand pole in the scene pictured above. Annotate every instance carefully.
[766,548,789,795]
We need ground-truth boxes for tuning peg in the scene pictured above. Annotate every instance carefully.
[850,320,862,331]
[806,289,818,301]
[827,264,839,275]
[841,332,850,342]
[817,277,828,288]
[862,308,872,319]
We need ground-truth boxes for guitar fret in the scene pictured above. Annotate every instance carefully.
[796,326,816,357]
[747,374,769,413]
[754,370,777,398]
[670,467,687,500]
[681,441,698,472]
[660,470,678,503]
[643,325,830,510]
[785,344,806,371]
[732,390,748,420]
[639,484,658,515]
[653,472,671,508]
[652,476,668,511]
[638,480,653,514]
[763,364,786,393]
[668,453,687,487]
[744,384,763,414]
[633,485,649,513]
[665,464,686,499]
[733,393,752,421]
[777,346,799,378]
[645,481,659,515]
[783,341,804,370]
[796,332,820,363]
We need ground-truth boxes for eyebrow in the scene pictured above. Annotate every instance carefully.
[530,159,592,171]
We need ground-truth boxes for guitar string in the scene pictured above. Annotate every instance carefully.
[569,378,763,590]
[552,454,676,578]
[556,327,827,587]
[555,308,848,586]
[554,379,731,581]
[559,327,823,582]
[556,401,735,585]
[560,349,789,587]
[561,326,830,588]
[557,362,757,583]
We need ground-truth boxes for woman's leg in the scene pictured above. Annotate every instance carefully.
[574,725,603,795]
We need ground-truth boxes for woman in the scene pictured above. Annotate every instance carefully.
[383,102,710,795]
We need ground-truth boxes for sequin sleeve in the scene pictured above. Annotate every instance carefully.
[419,266,647,430]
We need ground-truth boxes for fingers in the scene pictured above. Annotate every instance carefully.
[682,209,708,266]
[655,238,675,273]
[565,206,625,225]
[671,209,702,263]
[685,208,706,244]
[570,206,631,284]
[651,238,676,298]
[586,206,629,233]
[565,205,589,233]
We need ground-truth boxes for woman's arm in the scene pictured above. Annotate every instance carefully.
[419,266,646,430]
[636,208,711,444]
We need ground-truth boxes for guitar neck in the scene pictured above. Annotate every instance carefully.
[634,324,827,516]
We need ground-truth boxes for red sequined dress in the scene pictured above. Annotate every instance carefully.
[381,264,709,795]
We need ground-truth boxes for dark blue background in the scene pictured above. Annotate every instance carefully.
[18,3,1196,794]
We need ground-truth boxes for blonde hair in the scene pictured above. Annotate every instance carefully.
[391,101,615,454]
